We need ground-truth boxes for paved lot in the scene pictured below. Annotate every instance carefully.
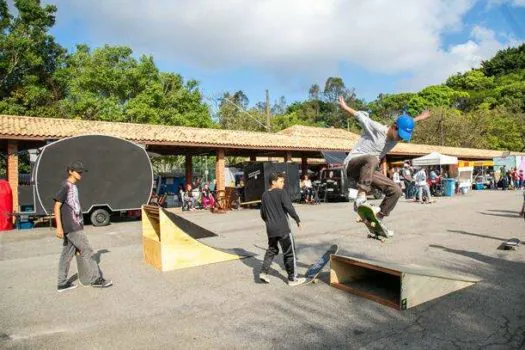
[1,190,524,349]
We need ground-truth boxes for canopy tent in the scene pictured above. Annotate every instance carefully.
[321,151,347,165]
[412,152,458,166]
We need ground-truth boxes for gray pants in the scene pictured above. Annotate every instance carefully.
[346,155,403,216]
[58,230,101,285]
[417,184,431,202]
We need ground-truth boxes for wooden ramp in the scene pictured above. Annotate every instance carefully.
[142,205,246,271]
[330,254,481,310]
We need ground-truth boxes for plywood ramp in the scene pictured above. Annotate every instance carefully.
[330,254,481,310]
[142,205,246,271]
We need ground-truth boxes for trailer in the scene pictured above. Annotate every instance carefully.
[19,135,153,226]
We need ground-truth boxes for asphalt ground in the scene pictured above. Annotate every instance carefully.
[1,190,524,349]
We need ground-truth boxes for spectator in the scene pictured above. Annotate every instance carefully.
[401,162,414,199]
[392,168,401,189]
[511,168,519,190]
[414,167,432,203]
[519,169,524,190]
[300,175,315,204]
[181,184,196,211]
[201,183,215,209]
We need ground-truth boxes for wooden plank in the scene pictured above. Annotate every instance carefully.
[401,274,475,309]
[143,237,162,270]
[330,254,480,310]
[157,207,245,271]
[331,255,402,277]
[330,256,401,309]
[331,283,400,310]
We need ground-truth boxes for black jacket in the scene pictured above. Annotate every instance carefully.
[260,188,300,238]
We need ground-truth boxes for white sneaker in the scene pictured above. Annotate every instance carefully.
[376,216,394,238]
[353,196,368,211]
[259,273,270,284]
[288,277,307,286]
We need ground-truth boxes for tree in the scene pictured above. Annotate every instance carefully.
[323,77,347,103]
[0,0,67,116]
[368,92,414,123]
[481,43,525,77]
[271,96,287,115]
[218,91,266,131]
[57,45,212,126]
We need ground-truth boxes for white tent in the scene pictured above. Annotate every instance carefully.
[412,152,458,166]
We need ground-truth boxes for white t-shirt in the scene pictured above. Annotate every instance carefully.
[393,172,401,184]
[344,111,398,168]
[414,169,427,186]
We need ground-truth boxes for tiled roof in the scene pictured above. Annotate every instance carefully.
[2,115,523,158]
[278,125,360,141]
[0,115,354,151]
[279,125,525,158]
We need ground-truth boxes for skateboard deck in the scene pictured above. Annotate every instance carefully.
[503,238,520,250]
[356,204,390,242]
[300,244,339,285]
[75,250,92,286]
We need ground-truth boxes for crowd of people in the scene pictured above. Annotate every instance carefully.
[388,162,442,203]
[495,166,524,190]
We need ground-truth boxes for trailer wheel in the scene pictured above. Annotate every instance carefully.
[90,208,111,226]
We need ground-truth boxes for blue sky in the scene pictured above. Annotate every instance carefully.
[36,0,525,106]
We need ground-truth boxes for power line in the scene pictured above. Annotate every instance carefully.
[203,94,271,131]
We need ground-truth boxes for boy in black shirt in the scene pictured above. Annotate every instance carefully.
[54,160,112,292]
[259,172,305,286]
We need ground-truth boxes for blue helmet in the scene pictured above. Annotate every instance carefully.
[395,114,415,141]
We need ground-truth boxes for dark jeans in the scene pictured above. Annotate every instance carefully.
[404,181,416,199]
[261,234,297,281]
[346,155,403,216]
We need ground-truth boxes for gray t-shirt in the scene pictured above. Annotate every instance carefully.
[344,111,398,167]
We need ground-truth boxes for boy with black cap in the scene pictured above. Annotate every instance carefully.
[338,96,431,236]
[54,160,112,292]
[259,172,305,286]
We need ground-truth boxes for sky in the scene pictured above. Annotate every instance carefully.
[32,0,525,106]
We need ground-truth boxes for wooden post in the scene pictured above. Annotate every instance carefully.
[380,159,388,176]
[216,149,225,192]
[301,156,308,177]
[185,155,192,185]
[249,155,256,162]
[284,151,292,163]
[7,140,19,215]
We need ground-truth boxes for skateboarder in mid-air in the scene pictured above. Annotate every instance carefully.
[54,160,112,292]
[259,172,306,286]
[338,96,432,236]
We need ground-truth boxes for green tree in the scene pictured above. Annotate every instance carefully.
[0,0,67,116]
[218,91,266,131]
[481,43,525,77]
[58,45,211,126]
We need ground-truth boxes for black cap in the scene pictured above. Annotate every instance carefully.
[67,160,88,173]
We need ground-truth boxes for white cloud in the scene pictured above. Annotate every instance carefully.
[400,25,521,90]
[46,0,521,95]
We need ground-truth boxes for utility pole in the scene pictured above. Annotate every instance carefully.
[265,89,271,132]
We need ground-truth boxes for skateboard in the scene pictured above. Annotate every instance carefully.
[300,244,339,285]
[75,250,92,286]
[503,238,520,250]
[356,204,390,242]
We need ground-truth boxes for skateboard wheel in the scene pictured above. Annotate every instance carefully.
[312,279,318,284]
[370,222,376,228]
[355,217,362,223]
